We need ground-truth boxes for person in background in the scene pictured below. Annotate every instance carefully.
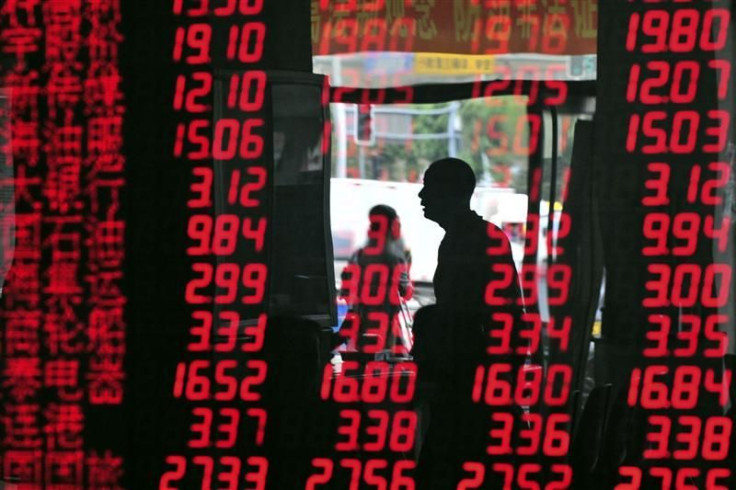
[335,204,413,354]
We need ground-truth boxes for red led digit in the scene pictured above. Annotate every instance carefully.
[491,463,514,489]
[186,360,211,401]
[174,119,210,159]
[189,310,213,351]
[484,264,515,306]
[334,19,359,53]
[547,465,573,490]
[484,363,512,406]
[669,9,699,52]
[515,365,542,406]
[485,15,511,54]
[670,111,699,154]
[675,469,699,490]
[626,12,641,52]
[703,110,730,153]
[644,315,669,357]
[644,264,671,307]
[458,462,485,490]
[487,412,513,455]
[213,359,238,401]
[227,72,267,111]
[546,264,571,306]
[639,61,670,105]
[708,60,731,100]
[244,457,268,490]
[242,217,267,252]
[544,364,572,406]
[701,162,732,205]
[628,368,642,407]
[673,415,700,460]
[159,456,187,490]
[211,215,239,255]
[242,313,266,352]
[187,215,212,255]
[173,72,212,113]
[626,64,641,102]
[189,167,214,208]
[213,119,265,160]
[547,315,571,352]
[542,13,569,53]
[671,213,700,256]
[649,468,671,489]
[517,313,541,355]
[706,469,731,489]
[641,10,669,53]
[218,456,241,490]
[517,413,542,456]
[228,167,267,207]
[363,410,389,451]
[702,263,731,308]
[306,459,334,490]
[360,312,389,354]
[644,415,671,459]
[226,23,266,63]
[615,467,642,490]
[389,461,415,490]
[240,360,267,401]
[364,459,388,490]
[703,416,732,460]
[340,459,362,490]
[515,113,541,155]
[359,264,389,305]
[214,263,239,304]
[213,0,264,16]
[189,407,213,448]
[543,414,570,457]
[641,365,670,409]
[519,264,539,307]
[670,61,700,104]
[390,363,416,403]
[700,9,731,51]
[487,313,513,355]
[642,213,669,256]
[703,315,728,358]
[334,361,360,402]
[173,24,212,64]
[518,463,543,490]
[546,212,571,257]
[643,163,670,206]
[241,263,267,304]
[388,411,417,452]
[360,19,387,52]
[671,365,700,409]
[523,214,540,256]
[217,408,241,448]
[673,315,699,357]
[705,216,731,254]
[487,115,509,156]
[362,362,389,403]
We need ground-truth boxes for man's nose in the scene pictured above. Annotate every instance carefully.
[418,188,424,199]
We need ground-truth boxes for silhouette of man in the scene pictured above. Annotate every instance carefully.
[413,157,524,489]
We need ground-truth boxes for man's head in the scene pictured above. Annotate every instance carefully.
[418,158,476,227]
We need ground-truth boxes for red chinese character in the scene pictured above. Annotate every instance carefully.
[0,26,42,67]
[87,270,123,306]
[46,66,82,121]
[10,120,41,167]
[89,219,124,268]
[87,356,123,405]
[43,313,86,356]
[1,0,42,27]
[44,359,79,389]
[44,404,83,450]
[2,403,41,449]
[4,262,41,309]
[2,359,41,402]
[42,0,82,67]
[13,212,41,261]
[87,21,122,62]
[87,115,123,156]
[44,450,83,488]
[3,69,41,119]
[88,306,124,352]
[3,311,41,356]
[86,450,123,490]
[43,156,82,214]
[2,450,42,485]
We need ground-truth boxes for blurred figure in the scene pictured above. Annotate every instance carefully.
[335,205,413,355]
